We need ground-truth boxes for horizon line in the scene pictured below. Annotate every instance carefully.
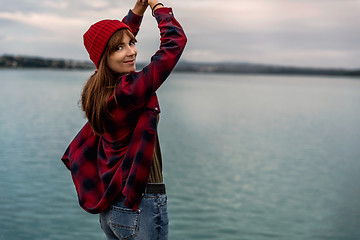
[1,53,359,71]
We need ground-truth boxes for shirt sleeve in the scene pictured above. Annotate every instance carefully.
[122,9,143,37]
[115,7,187,107]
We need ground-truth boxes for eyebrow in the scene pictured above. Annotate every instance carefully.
[118,40,135,45]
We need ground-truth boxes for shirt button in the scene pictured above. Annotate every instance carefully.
[169,12,173,15]
[154,107,159,111]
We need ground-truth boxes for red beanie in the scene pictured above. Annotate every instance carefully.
[83,20,131,68]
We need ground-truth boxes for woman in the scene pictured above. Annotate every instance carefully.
[61,0,187,239]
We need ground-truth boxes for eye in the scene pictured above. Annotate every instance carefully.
[116,45,123,51]
[130,41,136,46]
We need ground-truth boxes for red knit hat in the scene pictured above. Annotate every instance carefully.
[83,20,131,68]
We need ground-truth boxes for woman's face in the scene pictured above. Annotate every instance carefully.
[107,33,137,74]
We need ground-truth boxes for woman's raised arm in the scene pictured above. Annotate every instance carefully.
[131,0,149,16]
[116,3,187,106]
[121,0,149,37]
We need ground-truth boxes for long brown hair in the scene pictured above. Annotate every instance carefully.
[81,28,136,135]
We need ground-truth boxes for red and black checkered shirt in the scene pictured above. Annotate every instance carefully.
[61,7,187,213]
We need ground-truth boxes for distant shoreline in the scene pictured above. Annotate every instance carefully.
[1,54,359,77]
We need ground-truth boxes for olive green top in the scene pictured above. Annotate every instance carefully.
[148,116,163,183]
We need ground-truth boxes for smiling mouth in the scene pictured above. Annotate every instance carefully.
[124,60,135,64]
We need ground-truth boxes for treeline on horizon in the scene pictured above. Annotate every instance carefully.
[1,54,359,77]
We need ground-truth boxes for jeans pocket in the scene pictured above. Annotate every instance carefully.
[110,205,141,240]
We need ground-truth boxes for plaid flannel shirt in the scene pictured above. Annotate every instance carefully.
[61,7,187,213]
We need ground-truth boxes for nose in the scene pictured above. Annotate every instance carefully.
[126,45,136,56]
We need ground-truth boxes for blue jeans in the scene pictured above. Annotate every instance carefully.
[99,194,168,240]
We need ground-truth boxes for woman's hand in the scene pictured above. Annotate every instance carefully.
[132,0,149,16]
[136,0,148,7]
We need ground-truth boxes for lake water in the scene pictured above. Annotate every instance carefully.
[0,69,360,240]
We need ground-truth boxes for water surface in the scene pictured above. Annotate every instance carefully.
[0,70,360,240]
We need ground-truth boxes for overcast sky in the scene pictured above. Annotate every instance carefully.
[0,0,359,68]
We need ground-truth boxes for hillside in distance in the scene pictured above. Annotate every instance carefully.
[1,54,359,77]
[172,61,360,77]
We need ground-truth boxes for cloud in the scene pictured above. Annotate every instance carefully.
[42,1,69,10]
[0,0,359,68]
[175,0,360,67]
[0,11,86,31]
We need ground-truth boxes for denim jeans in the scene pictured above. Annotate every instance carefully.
[99,193,168,240]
